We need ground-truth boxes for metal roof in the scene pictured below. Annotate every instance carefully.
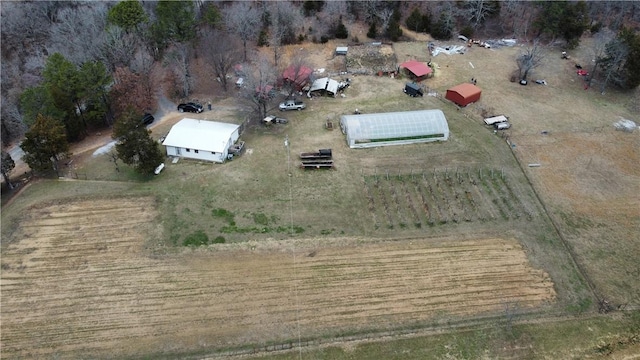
[400,60,432,77]
[162,118,239,153]
[340,110,449,148]
[309,77,339,95]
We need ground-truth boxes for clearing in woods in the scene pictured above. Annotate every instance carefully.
[0,197,554,359]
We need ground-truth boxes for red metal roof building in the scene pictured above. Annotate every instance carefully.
[282,65,313,90]
[445,83,482,106]
[399,60,432,79]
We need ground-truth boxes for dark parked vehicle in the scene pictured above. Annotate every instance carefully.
[141,113,154,125]
[177,102,203,113]
[403,82,423,97]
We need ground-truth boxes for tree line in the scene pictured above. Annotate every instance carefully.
[1,1,639,184]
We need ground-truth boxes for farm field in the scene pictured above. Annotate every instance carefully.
[1,32,638,359]
[1,196,555,359]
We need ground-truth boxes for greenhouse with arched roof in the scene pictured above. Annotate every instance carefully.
[339,110,449,149]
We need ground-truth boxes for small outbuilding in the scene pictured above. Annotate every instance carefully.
[308,77,339,97]
[399,60,432,80]
[336,46,348,55]
[340,110,449,149]
[445,83,482,106]
[162,118,240,163]
[282,65,313,91]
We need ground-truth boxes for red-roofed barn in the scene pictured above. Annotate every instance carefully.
[445,83,482,106]
[282,65,313,90]
[400,60,432,80]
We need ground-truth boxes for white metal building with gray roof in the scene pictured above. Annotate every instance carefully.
[162,118,240,163]
[340,110,449,149]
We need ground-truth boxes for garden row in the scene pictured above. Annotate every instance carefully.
[363,168,539,230]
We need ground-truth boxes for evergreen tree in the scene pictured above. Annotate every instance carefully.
[335,20,349,39]
[534,1,589,48]
[154,0,197,43]
[257,28,269,47]
[432,12,453,40]
[107,0,148,32]
[367,22,378,39]
[421,12,432,34]
[21,114,70,175]
[406,8,424,33]
[112,109,164,175]
[201,2,222,28]
[386,9,403,41]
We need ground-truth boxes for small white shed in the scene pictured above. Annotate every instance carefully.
[336,46,348,55]
[162,118,240,163]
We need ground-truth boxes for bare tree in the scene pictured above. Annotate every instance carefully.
[599,38,629,93]
[282,50,313,98]
[166,43,193,99]
[465,0,498,29]
[315,1,351,37]
[500,0,536,39]
[0,2,50,55]
[48,3,109,65]
[516,41,545,81]
[588,30,615,88]
[267,3,303,68]
[224,3,261,62]
[99,25,140,72]
[201,30,242,92]
[238,53,277,122]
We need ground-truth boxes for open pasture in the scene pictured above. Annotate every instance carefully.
[1,197,555,359]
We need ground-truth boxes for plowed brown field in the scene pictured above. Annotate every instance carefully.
[1,198,555,358]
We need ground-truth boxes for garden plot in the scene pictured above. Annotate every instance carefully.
[363,168,541,230]
[1,198,555,359]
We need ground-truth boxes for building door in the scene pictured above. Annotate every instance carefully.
[176,147,181,155]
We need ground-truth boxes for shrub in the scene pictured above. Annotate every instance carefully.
[320,35,329,43]
[212,236,226,244]
[183,230,209,246]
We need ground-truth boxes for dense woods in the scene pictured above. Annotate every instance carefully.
[1,0,639,150]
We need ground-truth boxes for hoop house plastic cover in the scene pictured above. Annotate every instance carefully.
[340,110,449,149]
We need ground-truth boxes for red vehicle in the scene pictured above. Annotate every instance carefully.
[577,69,589,76]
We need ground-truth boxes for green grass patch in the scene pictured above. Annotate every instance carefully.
[212,208,235,224]
[182,230,209,246]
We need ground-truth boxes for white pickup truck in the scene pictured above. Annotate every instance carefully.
[279,100,306,111]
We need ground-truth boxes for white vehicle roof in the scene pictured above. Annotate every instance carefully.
[484,115,508,125]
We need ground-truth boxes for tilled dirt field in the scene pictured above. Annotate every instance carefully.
[1,198,555,358]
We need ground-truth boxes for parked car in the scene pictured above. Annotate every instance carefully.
[177,102,203,113]
[141,113,154,125]
[279,100,306,111]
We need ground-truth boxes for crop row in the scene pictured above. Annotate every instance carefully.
[363,169,537,230]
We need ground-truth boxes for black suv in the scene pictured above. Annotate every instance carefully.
[141,113,154,125]
[177,102,203,113]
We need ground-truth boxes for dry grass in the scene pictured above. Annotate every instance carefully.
[0,198,554,359]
